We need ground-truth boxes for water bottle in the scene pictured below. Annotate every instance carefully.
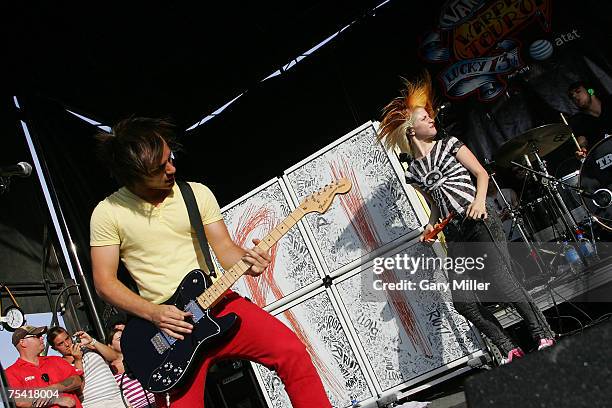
[562,241,583,275]
[576,232,599,265]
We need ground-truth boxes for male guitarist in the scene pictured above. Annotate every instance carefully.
[90,117,331,407]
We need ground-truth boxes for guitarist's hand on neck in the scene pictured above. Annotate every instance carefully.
[242,238,271,277]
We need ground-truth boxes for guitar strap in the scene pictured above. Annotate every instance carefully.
[177,181,217,278]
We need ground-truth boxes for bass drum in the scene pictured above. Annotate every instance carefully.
[580,137,612,230]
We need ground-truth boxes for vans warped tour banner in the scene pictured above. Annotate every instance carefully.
[420,0,553,101]
[417,0,612,161]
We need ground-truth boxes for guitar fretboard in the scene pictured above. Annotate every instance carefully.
[196,206,306,309]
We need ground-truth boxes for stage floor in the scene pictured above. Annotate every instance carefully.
[495,255,612,328]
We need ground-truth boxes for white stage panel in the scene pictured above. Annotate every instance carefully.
[218,178,324,309]
[283,122,422,275]
[333,241,483,392]
[251,288,376,408]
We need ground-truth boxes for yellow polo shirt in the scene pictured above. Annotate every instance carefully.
[90,182,223,304]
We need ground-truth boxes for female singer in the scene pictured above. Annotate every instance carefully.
[378,72,555,363]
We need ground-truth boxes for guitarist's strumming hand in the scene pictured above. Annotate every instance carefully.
[243,238,271,277]
[150,304,193,340]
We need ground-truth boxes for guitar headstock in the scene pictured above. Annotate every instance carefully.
[299,178,352,214]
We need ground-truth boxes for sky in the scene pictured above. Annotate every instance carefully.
[0,312,64,369]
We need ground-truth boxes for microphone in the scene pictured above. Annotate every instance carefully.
[0,162,32,178]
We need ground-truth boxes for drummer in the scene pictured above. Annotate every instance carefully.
[567,81,612,157]
[543,82,610,176]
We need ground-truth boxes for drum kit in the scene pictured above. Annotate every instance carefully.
[488,123,612,276]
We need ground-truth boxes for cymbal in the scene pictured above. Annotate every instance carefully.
[493,123,573,167]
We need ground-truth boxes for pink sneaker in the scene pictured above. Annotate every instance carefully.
[501,347,525,365]
[537,338,555,350]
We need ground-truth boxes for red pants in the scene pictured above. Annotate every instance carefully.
[156,292,332,408]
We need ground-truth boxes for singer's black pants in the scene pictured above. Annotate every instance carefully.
[445,205,554,354]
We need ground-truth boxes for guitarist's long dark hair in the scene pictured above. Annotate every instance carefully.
[95,116,181,187]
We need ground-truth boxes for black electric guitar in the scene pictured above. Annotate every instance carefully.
[121,178,352,393]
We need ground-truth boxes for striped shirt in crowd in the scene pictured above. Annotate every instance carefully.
[114,373,157,408]
[405,136,476,218]
[81,351,125,408]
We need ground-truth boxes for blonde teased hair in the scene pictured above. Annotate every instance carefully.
[378,71,436,154]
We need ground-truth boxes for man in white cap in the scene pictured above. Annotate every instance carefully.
[5,325,83,407]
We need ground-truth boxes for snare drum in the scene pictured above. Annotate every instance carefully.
[580,138,612,229]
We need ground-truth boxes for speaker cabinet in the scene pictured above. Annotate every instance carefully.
[205,360,267,408]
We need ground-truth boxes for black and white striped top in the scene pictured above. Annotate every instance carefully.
[405,136,476,218]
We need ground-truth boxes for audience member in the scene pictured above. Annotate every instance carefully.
[107,327,156,408]
[5,325,82,407]
[47,326,124,408]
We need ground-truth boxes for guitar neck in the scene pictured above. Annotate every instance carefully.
[196,206,306,309]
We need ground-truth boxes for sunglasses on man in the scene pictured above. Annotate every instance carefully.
[23,333,44,339]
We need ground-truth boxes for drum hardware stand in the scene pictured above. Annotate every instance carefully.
[513,143,582,244]
[517,155,532,203]
[510,161,595,203]
[511,160,600,264]
[579,215,601,258]
[517,156,566,243]
[489,171,551,277]
[532,144,581,240]
[516,154,553,241]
